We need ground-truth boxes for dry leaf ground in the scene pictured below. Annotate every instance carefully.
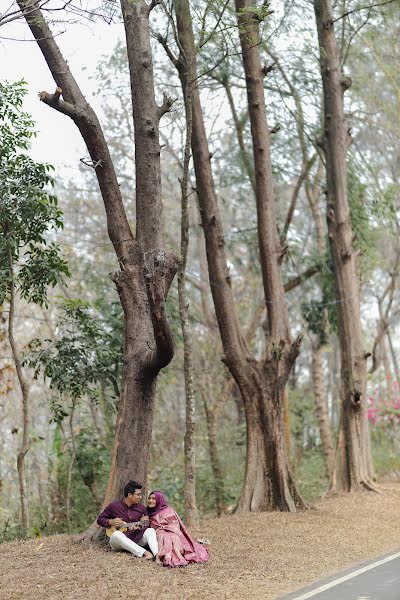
[1,483,400,600]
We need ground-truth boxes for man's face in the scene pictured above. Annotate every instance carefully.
[128,488,142,505]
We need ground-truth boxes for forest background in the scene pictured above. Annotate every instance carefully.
[0,0,399,540]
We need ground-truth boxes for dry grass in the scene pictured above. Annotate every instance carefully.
[1,483,400,600]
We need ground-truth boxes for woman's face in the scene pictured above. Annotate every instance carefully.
[147,493,157,508]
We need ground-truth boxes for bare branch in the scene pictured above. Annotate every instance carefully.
[281,154,317,245]
[155,32,179,67]
[148,0,161,13]
[197,0,230,49]
[284,264,321,293]
[332,0,398,23]
[38,86,80,119]
[157,91,177,120]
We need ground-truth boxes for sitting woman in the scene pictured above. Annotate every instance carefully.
[147,490,209,568]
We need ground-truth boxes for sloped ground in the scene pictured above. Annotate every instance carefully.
[1,483,400,600]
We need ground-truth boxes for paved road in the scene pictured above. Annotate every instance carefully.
[279,551,400,600]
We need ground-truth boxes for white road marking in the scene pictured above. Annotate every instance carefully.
[289,551,400,600]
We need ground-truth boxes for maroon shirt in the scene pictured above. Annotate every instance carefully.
[97,500,148,543]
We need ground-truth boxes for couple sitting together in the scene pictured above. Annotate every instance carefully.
[97,480,208,568]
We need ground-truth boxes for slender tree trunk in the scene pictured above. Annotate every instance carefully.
[201,376,226,517]
[178,62,199,528]
[380,337,392,400]
[8,251,30,529]
[313,0,375,492]
[19,0,179,542]
[387,329,399,382]
[221,76,256,192]
[66,404,76,535]
[311,341,334,475]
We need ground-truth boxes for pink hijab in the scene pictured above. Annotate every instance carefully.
[147,490,169,517]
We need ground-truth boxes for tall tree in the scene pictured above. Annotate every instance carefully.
[234,0,307,509]
[0,80,69,528]
[313,0,374,491]
[17,0,178,536]
[177,54,199,527]
[166,0,305,511]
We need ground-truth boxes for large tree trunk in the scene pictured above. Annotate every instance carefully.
[234,1,306,510]
[171,0,305,511]
[18,0,178,540]
[313,0,374,492]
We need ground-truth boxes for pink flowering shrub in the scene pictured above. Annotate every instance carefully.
[367,376,400,428]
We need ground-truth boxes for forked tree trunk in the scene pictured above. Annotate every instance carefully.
[234,1,306,510]
[313,0,375,492]
[19,0,178,541]
[171,0,305,511]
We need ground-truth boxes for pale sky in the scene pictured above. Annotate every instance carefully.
[1,15,125,173]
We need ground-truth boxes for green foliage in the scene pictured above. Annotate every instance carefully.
[26,298,122,407]
[75,427,109,491]
[347,162,377,270]
[0,80,69,307]
[301,298,330,345]
[293,449,328,501]
[371,427,400,477]
[289,386,319,449]
[0,80,34,154]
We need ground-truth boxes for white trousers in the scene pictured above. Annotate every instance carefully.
[109,528,159,558]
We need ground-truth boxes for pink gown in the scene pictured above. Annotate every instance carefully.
[150,507,209,567]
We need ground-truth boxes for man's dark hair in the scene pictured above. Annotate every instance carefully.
[124,480,142,497]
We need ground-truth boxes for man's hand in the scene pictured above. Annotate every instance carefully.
[108,518,126,527]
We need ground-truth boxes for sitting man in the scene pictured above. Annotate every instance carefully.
[97,480,158,560]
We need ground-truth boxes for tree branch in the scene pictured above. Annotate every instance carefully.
[284,264,321,293]
[144,251,179,374]
[281,154,317,245]
[38,87,81,119]
[157,92,177,120]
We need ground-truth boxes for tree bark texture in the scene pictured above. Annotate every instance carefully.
[313,0,374,492]
[18,0,178,540]
[173,0,306,511]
